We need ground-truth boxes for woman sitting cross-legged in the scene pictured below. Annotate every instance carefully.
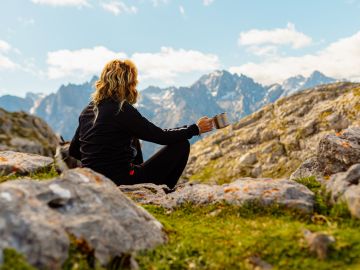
[69,59,214,189]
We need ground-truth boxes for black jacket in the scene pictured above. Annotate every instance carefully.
[69,98,200,180]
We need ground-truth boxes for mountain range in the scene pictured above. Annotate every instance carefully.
[0,70,337,159]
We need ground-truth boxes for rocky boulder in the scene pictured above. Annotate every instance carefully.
[289,157,323,181]
[326,164,360,218]
[0,168,166,269]
[291,127,360,180]
[0,151,53,176]
[290,126,360,219]
[119,178,315,213]
[318,127,360,175]
[0,109,59,156]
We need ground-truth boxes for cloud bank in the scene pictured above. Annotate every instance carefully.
[231,31,360,84]
[238,22,312,49]
[46,46,220,84]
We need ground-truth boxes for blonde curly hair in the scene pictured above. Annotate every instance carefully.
[91,59,139,122]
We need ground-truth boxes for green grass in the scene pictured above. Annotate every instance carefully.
[189,159,234,184]
[0,249,36,270]
[136,202,360,270]
[294,176,352,220]
[0,164,59,183]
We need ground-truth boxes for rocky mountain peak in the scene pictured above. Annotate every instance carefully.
[193,69,236,98]
[281,74,306,92]
[302,70,336,90]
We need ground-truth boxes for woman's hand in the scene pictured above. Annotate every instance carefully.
[196,116,214,134]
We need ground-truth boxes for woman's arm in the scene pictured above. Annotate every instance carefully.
[69,125,81,160]
[120,101,200,145]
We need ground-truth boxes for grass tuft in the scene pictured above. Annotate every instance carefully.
[0,249,36,270]
[294,176,352,220]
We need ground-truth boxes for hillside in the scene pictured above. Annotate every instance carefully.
[183,82,360,184]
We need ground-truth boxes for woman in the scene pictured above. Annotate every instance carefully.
[69,59,214,189]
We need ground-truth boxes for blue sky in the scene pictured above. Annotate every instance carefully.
[1,0,360,97]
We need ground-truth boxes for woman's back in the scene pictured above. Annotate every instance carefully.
[72,98,137,179]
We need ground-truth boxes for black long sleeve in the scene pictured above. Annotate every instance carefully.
[131,137,144,164]
[119,101,200,145]
[66,99,200,181]
[69,125,81,160]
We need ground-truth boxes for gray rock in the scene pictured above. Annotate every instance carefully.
[326,163,360,202]
[292,126,360,183]
[318,127,360,175]
[209,149,223,160]
[303,229,335,260]
[247,256,273,270]
[0,151,53,176]
[260,128,279,142]
[120,178,314,213]
[301,119,317,137]
[251,165,262,177]
[9,137,44,155]
[238,152,257,165]
[326,113,350,131]
[0,168,166,269]
[0,108,59,156]
[290,157,323,181]
[325,163,360,218]
[344,185,360,218]
[119,183,171,205]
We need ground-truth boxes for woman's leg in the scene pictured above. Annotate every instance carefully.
[117,139,190,188]
[142,139,190,189]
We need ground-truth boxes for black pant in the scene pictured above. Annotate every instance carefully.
[116,139,190,189]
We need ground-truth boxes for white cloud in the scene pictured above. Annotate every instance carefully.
[230,31,360,85]
[246,45,278,57]
[0,40,11,52]
[151,0,168,7]
[101,1,138,15]
[0,55,17,70]
[179,5,185,15]
[31,0,90,7]
[47,46,127,79]
[132,47,220,83]
[46,46,220,84]
[203,0,214,6]
[0,40,17,70]
[238,22,312,49]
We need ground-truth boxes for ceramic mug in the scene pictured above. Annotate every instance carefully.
[212,112,230,129]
